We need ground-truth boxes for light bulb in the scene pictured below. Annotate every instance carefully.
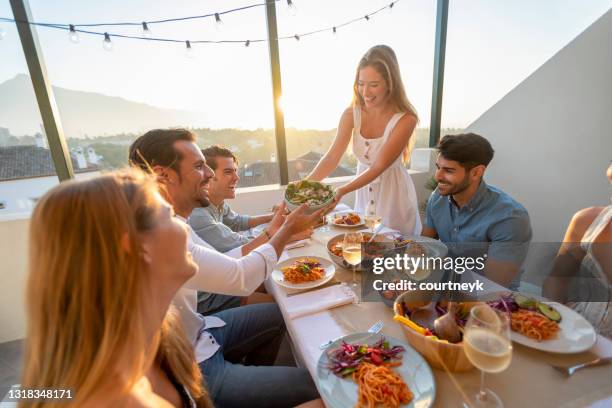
[142,22,152,38]
[214,13,223,31]
[185,40,194,58]
[102,32,113,51]
[244,40,250,47]
[68,24,79,44]
[294,34,300,41]
[287,0,298,16]
[364,15,370,22]
[332,27,337,35]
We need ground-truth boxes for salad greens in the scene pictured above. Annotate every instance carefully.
[285,180,335,206]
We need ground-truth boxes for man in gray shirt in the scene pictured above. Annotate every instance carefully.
[190,146,275,253]
[189,145,311,314]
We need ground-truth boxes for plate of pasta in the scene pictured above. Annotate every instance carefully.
[487,293,596,353]
[272,256,335,290]
[316,332,435,408]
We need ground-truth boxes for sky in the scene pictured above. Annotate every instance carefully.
[0,0,610,130]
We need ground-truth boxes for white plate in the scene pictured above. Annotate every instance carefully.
[327,211,365,228]
[272,256,336,290]
[509,301,597,353]
[316,332,436,408]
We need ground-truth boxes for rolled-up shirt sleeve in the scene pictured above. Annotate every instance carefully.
[487,209,532,265]
[184,239,277,296]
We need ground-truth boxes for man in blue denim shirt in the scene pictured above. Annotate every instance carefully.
[423,133,532,287]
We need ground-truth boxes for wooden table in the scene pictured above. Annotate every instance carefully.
[266,226,612,408]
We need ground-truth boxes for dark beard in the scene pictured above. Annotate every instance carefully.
[439,176,471,196]
[197,198,210,207]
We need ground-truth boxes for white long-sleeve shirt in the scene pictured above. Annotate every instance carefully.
[173,216,278,362]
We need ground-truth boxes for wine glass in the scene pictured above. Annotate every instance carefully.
[364,200,381,234]
[463,304,513,408]
[342,232,362,292]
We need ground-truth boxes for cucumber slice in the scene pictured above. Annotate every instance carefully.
[514,294,537,310]
[537,303,562,322]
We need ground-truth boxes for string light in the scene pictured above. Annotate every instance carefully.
[214,13,223,30]
[141,22,151,38]
[286,0,298,16]
[185,40,194,57]
[102,32,113,51]
[68,24,79,43]
[0,0,401,48]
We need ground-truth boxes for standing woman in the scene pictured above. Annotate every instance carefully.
[19,170,212,407]
[308,45,421,235]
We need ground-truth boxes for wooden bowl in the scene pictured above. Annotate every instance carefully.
[393,291,475,372]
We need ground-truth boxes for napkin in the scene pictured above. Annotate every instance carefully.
[285,283,357,319]
[285,238,311,250]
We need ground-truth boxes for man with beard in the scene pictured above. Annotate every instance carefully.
[422,133,532,287]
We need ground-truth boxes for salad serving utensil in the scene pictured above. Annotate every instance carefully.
[367,224,385,243]
[551,356,612,376]
[433,301,462,343]
[319,320,384,350]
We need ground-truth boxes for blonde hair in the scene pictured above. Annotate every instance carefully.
[20,169,210,407]
[352,45,419,163]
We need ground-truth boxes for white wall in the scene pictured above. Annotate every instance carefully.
[0,218,29,343]
[468,10,612,241]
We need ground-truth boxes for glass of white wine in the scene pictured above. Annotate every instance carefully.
[342,232,362,291]
[364,201,381,233]
[463,304,512,408]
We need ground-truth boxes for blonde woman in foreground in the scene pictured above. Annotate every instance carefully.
[19,170,212,407]
[308,44,421,235]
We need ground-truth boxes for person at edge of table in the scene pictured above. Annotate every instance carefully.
[543,162,612,338]
[306,44,421,235]
[19,169,214,407]
[421,133,533,289]
[129,128,323,408]
[189,145,313,315]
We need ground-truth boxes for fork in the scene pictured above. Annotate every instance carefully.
[319,320,384,350]
[551,356,611,376]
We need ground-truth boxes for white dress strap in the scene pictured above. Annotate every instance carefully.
[381,112,406,142]
[352,105,361,134]
[582,205,612,245]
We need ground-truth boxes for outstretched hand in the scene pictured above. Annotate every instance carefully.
[284,204,327,235]
[267,202,287,235]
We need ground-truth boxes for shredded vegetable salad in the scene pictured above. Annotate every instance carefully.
[327,337,405,377]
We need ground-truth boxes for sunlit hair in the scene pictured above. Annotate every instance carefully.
[352,45,419,162]
[20,169,211,407]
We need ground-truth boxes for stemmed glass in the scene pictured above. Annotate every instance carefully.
[342,232,362,293]
[463,304,513,408]
[364,200,381,234]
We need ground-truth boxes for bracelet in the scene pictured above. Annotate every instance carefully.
[263,229,272,239]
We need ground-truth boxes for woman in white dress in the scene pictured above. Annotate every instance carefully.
[307,45,421,235]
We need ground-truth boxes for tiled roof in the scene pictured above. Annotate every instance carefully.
[237,151,354,187]
[0,145,99,181]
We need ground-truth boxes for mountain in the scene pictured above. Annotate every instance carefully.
[0,74,209,138]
